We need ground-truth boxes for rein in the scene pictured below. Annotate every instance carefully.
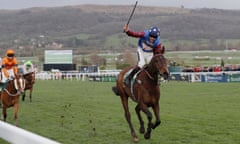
[142,54,164,81]
[143,69,154,80]
[3,88,20,97]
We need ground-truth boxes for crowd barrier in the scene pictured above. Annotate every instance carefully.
[169,71,240,82]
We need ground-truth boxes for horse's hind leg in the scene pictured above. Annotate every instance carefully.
[135,104,145,134]
[120,96,138,142]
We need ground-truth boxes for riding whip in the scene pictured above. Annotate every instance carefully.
[126,1,138,26]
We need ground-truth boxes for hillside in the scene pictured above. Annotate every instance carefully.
[0,5,240,56]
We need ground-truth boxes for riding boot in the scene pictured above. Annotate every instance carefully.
[112,86,119,96]
[125,66,140,85]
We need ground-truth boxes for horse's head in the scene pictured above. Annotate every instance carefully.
[150,54,169,80]
[13,75,26,95]
[24,72,35,84]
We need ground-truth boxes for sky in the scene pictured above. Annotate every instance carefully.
[1,0,240,10]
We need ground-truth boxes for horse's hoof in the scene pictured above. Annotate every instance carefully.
[152,120,161,129]
[139,127,145,134]
[144,132,151,139]
[132,137,139,143]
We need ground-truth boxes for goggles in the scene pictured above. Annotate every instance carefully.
[149,34,158,39]
[7,54,14,57]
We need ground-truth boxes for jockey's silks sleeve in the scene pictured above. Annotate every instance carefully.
[126,30,145,38]
[14,66,18,76]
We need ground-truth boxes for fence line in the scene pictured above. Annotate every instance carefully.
[35,70,240,83]
[0,121,60,144]
[170,71,240,82]
[35,71,120,81]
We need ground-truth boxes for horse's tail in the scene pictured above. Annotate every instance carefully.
[112,86,119,96]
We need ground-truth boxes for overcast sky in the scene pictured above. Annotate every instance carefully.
[1,0,240,10]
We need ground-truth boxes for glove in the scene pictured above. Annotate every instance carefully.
[7,78,11,81]
[8,76,15,80]
[123,24,129,33]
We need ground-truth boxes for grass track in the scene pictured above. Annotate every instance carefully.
[1,80,240,144]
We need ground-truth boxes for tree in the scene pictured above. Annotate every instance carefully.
[89,53,106,67]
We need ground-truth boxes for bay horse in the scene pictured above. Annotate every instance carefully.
[22,72,35,102]
[0,75,25,126]
[112,53,169,142]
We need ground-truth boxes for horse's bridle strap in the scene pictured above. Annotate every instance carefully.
[3,88,20,97]
[143,69,154,80]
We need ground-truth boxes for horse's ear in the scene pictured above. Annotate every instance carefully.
[162,45,165,54]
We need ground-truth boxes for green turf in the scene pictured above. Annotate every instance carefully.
[2,80,240,144]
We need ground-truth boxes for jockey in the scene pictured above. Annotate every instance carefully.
[1,49,18,83]
[123,24,164,84]
[23,60,34,75]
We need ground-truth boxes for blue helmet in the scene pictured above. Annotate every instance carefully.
[149,27,160,38]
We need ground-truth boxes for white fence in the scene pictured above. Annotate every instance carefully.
[35,70,240,83]
[169,71,240,82]
[35,70,121,81]
[0,121,60,144]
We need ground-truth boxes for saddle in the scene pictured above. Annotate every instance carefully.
[0,81,9,92]
[123,68,142,101]
[123,68,134,84]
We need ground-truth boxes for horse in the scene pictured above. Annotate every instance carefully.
[112,53,169,142]
[0,75,25,126]
[22,72,35,102]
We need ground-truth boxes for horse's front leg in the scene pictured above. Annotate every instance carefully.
[29,89,33,102]
[145,110,153,139]
[22,92,26,101]
[140,104,153,139]
[152,103,161,129]
[14,103,19,126]
[120,96,138,142]
[2,106,7,122]
[135,104,145,134]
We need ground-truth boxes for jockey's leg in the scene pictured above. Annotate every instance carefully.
[125,48,144,85]
[125,66,140,85]
[1,71,8,83]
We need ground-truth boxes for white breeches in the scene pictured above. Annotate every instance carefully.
[1,69,15,83]
[137,47,153,68]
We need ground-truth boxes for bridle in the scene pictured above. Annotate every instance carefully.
[3,77,25,97]
[143,54,166,81]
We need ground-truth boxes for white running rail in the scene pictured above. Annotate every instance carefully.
[0,121,61,144]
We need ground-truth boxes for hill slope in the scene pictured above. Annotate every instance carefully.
[0,5,240,54]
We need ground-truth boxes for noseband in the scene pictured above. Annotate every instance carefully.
[3,78,25,97]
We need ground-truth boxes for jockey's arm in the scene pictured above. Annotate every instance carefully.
[13,64,18,76]
[126,30,145,38]
[31,64,34,71]
[2,67,9,78]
